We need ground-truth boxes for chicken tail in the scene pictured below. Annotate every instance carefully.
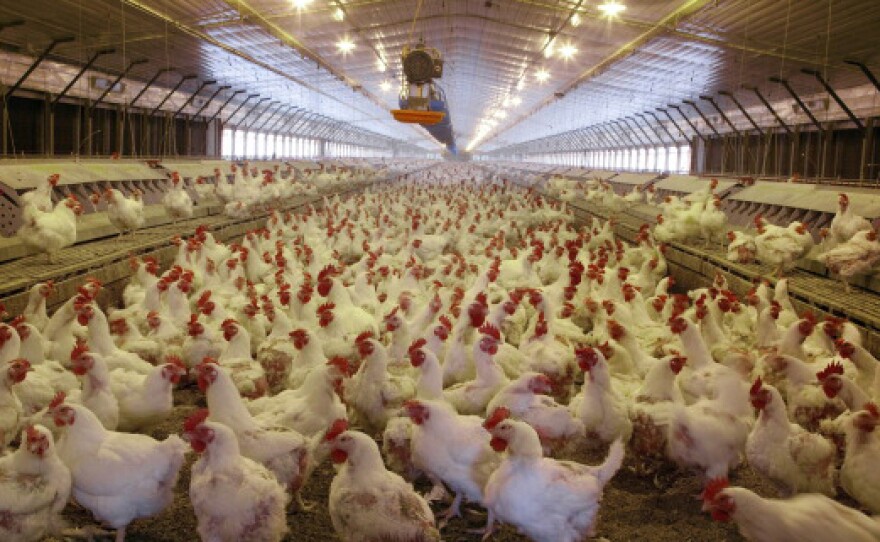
[595,438,625,487]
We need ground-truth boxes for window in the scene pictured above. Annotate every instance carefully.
[265,133,275,158]
[245,132,256,157]
[234,130,245,158]
[637,148,647,170]
[678,145,691,174]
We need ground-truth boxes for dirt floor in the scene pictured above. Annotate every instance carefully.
[51,386,761,542]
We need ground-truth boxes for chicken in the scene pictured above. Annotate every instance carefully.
[109,357,186,432]
[102,188,145,237]
[840,403,880,513]
[745,378,836,495]
[403,399,499,521]
[701,477,880,542]
[17,195,83,263]
[162,171,194,222]
[0,425,72,542]
[569,346,633,446]
[247,358,349,438]
[0,358,30,447]
[49,393,187,542]
[326,421,440,542]
[184,410,289,542]
[22,281,55,333]
[727,230,757,263]
[829,192,872,246]
[197,359,321,509]
[486,372,584,454]
[482,407,624,542]
[20,173,59,221]
[754,215,812,277]
[817,229,880,292]
[346,335,416,432]
[443,323,509,415]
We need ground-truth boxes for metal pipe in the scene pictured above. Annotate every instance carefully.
[4,36,75,100]
[51,47,116,107]
[173,79,217,118]
[192,85,230,118]
[278,109,307,132]
[227,96,264,127]
[631,114,665,145]
[256,104,291,132]
[801,68,864,131]
[207,90,247,123]
[267,106,299,133]
[668,104,706,142]
[742,85,791,134]
[89,58,148,111]
[151,74,197,115]
[718,90,762,134]
[844,60,880,94]
[699,95,739,135]
[682,99,720,137]
[129,67,174,108]
[769,76,822,132]
[613,120,642,146]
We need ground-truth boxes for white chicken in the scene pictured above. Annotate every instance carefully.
[17,195,83,263]
[102,188,145,237]
[162,171,194,222]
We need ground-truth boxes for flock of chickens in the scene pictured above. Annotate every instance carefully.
[16,162,378,264]
[552,177,880,291]
[1,162,880,542]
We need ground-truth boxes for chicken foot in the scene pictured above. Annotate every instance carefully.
[60,525,114,541]
[436,493,463,529]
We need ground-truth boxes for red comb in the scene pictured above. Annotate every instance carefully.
[749,377,763,396]
[816,361,845,382]
[201,357,219,365]
[479,323,501,341]
[483,406,510,430]
[48,391,66,410]
[866,403,879,418]
[354,330,373,344]
[221,318,237,328]
[408,338,427,353]
[701,478,730,502]
[324,419,348,441]
[183,409,210,433]
[165,355,186,370]
[327,356,350,376]
[70,340,89,361]
[439,315,452,330]
[317,302,336,313]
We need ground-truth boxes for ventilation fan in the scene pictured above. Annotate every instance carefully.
[402,42,444,84]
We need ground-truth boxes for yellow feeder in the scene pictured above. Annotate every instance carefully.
[391,109,445,125]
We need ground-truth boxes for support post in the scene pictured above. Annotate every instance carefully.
[657,107,688,141]
[844,60,880,93]
[743,85,791,134]
[718,90,762,133]
[51,47,116,108]
[643,111,675,143]
[268,106,299,133]
[4,36,75,100]
[625,116,657,145]
[699,95,739,135]
[232,97,269,129]
[668,104,706,142]
[247,101,280,131]
[89,58,148,111]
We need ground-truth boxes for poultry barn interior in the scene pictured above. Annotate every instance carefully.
[1,1,880,541]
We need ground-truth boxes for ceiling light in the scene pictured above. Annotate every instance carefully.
[494,110,507,119]
[571,13,582,27]
[380,80,392,92]
[544,37,555,59]
[376,58,386,72]
[511,96,522,106]
[337,37,355,53]
[291,0,313,8]
[535,69,550,83]
[516,79,525,91]
[558,43,577,60]
[598,1,626,17]
[333,7,344,21]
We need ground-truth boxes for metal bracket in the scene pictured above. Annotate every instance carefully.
[668,104,706,142]
[657,107,688,141]
[4,36,75,101]
[51,48,116,108]
[682,99,720,137]
[206,90,247,123]
[232,97,270,129]
[769,76,822,132]
[129,67,174,108]
[801,68,864,131]
[173,79,217,118]
[742,85,791,134]
[277,109,306,133]
[247,101,280,131]
[643,111,676,143]
[267,106,299,133]
[89,59,148,111]
[699,95,739,135]
[151,74,197,116]
[718,90,762,134]
[843,59,880,94]
[192,85,230,118]
[630,115,664,145]
[256,104,291,132]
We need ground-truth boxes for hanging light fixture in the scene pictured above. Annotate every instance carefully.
[535,68,550,83]
[598,1,626,17]
[380,80,392,92]
[333,7,345,21]
[337,37,356,53]
[558,43,578,60]
[292,0,313,8]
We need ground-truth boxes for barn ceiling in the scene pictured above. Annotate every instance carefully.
[0,0,878,154]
